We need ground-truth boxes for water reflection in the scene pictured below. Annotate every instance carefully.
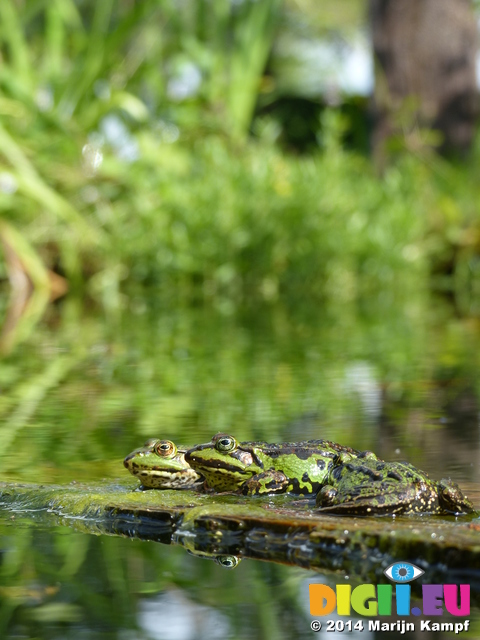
[0,521,319,640]
[0,519,478,640]
[136,591,230,640]
[0,297,479,484]
[0,296,480,637]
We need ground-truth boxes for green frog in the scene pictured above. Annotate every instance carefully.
[184,433,360,495]
[124,439,202,489]
[316,451,476,515]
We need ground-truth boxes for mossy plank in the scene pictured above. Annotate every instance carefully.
[1,481,479,587]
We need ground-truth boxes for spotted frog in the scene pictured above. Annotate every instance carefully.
[316,451,476,515]
[184,433,360,495]
[124,439,202,489]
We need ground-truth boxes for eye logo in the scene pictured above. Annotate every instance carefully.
[384,562,424,583]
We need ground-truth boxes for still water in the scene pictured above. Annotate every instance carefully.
[0,295,479,639]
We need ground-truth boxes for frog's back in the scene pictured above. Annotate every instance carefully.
[240,440,360,495]
[241,440,360,456]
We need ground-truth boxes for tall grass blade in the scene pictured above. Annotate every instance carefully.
[229,0,282,137]
[0,0,32,87]
[58,0,115,117]
[0,123,106,247]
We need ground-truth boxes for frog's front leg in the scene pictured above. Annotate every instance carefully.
[316,485,338,507]
[243,470,289,495]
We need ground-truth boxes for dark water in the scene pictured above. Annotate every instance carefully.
[0,295,479,638]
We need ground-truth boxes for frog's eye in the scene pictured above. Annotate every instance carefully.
[155,440,177,458]
[215,555,240,569]
[215,435,237,452]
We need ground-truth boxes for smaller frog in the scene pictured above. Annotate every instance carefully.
[184,433,360,495]
[124,439,202,489]
[316,451,476,516]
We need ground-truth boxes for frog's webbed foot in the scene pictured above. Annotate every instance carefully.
[244,471,289,495]
[438,478,476,515]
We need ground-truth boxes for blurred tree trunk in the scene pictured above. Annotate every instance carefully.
[370,0,478,161]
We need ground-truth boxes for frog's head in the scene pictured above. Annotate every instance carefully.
[438,479,476,515]
[124,438,201,489]
[185,433,263,491]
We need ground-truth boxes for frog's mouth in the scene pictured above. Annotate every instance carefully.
[123,452,139,468]
[123,452,185,475]
[186,456,253,475]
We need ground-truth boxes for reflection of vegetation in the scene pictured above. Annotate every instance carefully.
[2,515,479,639]
[0,221,69,353]
[0,514,315,639]
[0,299,421,477]
[0,296,479,486]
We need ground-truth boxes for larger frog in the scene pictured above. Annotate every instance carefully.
[316,451,476,515]
[184,433,360,495]
[124,439,202,489]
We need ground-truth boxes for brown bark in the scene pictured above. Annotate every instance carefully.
[370,0,478,158]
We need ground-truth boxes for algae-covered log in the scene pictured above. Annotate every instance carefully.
[1,481,479,590]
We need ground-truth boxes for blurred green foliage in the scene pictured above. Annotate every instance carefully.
[2,4,480,637]
[0,0,479,310]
